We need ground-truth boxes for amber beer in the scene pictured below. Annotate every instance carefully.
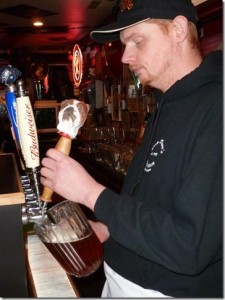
[43,231,103,277]
[34,200,103,278]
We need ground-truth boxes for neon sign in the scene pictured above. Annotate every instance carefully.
[72,44,83,87]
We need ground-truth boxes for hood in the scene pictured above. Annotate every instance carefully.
[164,50,223,104]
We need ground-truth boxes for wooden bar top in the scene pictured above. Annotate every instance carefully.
[25,233,80,297]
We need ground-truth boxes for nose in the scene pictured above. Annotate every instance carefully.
[121,47,133,65]
[121,53,127,64]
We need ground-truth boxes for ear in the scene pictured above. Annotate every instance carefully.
[172,16,189,43]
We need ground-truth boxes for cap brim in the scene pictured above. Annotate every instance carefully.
[90,17,150,43]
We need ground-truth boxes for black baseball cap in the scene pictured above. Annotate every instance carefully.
[91,0,198,43]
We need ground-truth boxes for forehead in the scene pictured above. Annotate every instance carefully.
[120,21,159,42]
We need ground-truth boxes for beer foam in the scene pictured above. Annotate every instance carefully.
[48,227,80,243]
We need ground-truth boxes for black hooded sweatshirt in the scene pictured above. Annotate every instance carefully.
[94,50,223,298]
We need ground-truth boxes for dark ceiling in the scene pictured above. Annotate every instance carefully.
[0,0,221,66]
[0,0,116,58]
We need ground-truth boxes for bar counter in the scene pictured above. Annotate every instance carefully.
[0,153,28,297]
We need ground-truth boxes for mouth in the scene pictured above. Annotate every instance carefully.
[130,67,141,77]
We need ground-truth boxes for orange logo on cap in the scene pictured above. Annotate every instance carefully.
[120,0,134,12]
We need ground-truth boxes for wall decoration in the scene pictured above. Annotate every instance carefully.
[72,44,83,87]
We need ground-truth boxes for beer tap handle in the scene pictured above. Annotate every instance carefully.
[40,99,89,203]
[41,136,72,202]
[16,79,41,203]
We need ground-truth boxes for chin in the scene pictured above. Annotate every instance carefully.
[139,77,150,86]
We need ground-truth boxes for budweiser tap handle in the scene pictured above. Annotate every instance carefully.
[16,80,41,202]
[41,136,72,202]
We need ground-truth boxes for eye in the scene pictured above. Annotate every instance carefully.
[134,37,143,46]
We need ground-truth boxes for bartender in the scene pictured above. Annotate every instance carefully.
[25,61,49,105]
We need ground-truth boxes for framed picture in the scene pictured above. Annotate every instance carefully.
[34,100,60,133]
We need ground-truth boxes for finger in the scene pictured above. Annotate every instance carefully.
[40,165,55,179]
[46,148,67,161]
[41,157,56,172]
[40,175,53,189]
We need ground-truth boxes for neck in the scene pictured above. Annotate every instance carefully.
[162,48,203,93]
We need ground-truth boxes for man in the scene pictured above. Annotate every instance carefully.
[25,61,49,104]
[40,0,222,297]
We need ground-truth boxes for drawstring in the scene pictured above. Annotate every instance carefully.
[129,98,164,195]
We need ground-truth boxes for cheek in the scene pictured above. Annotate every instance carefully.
[145,41,171,67]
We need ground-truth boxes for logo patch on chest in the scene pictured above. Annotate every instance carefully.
[144,139,165,172]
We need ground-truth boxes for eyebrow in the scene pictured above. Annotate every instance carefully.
[120,31,144,44]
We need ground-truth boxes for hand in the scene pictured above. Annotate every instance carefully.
[88,220,110,243]
[40,148,106,210]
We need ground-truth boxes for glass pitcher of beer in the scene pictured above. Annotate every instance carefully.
[34,200,103,278]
